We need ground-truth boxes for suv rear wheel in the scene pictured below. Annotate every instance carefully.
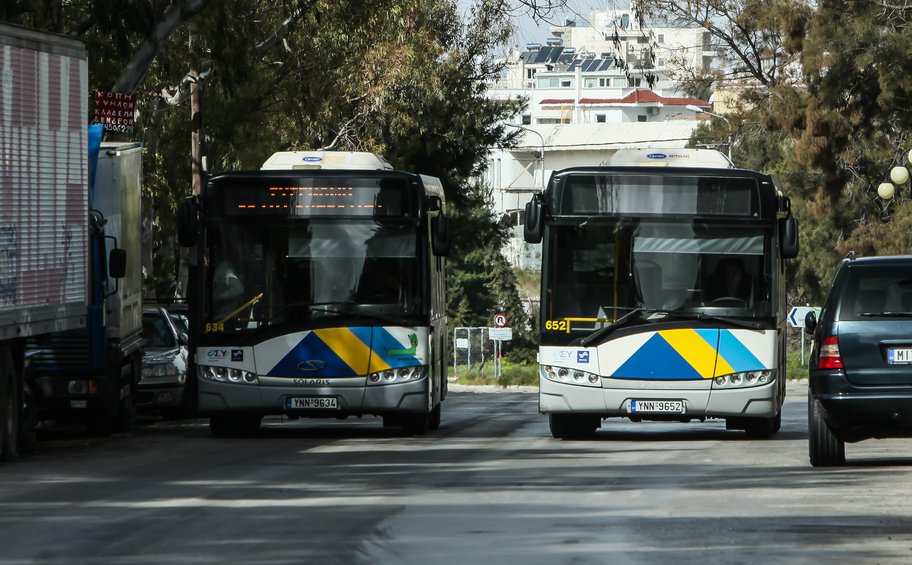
[809,396,845,467]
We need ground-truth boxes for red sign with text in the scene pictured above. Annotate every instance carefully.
[93,91,136,134]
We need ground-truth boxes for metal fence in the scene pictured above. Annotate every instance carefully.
[451,326,500,375]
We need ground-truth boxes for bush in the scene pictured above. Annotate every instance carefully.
[450,360,539,387]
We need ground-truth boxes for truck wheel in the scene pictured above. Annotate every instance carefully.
[113,357,139,434]
[1,348,20,462]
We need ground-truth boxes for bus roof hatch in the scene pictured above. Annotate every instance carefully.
[606,148,732,169]
[261,151,394,171]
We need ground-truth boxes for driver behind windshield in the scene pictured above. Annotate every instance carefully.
[704,257,751,303]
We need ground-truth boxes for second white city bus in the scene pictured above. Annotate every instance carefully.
[524,149,799,438]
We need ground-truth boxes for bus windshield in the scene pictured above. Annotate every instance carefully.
[206,219,423,331]
[542,219,773,342]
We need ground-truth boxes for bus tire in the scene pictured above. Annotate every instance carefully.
[210,414,261,437]
[743,410,781,438]
[549,413,599,439]
[429,403,441,430]
[809,396,845,467]
[0,348,19,462]
[402,411,431,435]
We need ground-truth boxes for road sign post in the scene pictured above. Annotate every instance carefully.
[788,306,821,366]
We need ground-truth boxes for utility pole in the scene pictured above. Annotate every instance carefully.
[178,30,202,300]
[190,30,202,195]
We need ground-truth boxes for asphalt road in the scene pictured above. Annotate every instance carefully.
[1,381,911,564]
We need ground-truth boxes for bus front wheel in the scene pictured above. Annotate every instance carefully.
[742,410,782,438]
[549,413,600,439]
[210,414,262,437]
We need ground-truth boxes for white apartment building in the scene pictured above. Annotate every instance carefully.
[487,8,722,269]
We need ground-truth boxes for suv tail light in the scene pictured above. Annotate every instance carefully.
[818,335,844,369]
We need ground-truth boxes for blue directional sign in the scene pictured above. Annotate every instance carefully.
[788,306,821,328]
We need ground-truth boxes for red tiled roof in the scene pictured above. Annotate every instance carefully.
[542,89,709,107]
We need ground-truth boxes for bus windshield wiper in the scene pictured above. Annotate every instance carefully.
[666,311,766,331]
[864,311,912,318]
[308,303,407,325]
[578,308,655,347]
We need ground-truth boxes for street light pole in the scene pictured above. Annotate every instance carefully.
[685,104,733,163]
[505,122,545,190]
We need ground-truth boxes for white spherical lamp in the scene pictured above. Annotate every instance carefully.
[890,166,910,185]
[908,148,912,165]
[878,182,895,199]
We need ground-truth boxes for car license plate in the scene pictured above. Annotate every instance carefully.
[627,399,685,414]
[888,348,912,364]
[286,396,338,410]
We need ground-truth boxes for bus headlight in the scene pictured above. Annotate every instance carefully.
[542,365,601,387]
[713,369,774,389]
[367,365,427,385]
[198,365,258,385]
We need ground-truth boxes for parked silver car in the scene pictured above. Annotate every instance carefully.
[140,307,188,416]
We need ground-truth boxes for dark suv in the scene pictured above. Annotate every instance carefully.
[805,254,912,466]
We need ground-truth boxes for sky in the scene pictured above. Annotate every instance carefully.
[508,1,612,48]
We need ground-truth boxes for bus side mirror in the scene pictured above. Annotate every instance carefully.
[780,215,799,259]
[524,195,543,244]
[432,214,451,256]
[804,311,817,334]
[108,248,126,279]
[178,196,199,247]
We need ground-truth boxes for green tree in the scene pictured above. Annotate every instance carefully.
[3,0,533,337]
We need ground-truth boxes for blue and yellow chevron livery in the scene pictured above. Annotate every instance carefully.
[256,326,427,378]
[600,328,770,381]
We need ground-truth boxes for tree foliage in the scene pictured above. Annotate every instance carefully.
[2,0,530,336]
[637,0,912,305]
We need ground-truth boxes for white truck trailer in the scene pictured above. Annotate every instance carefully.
[0,23,143,460]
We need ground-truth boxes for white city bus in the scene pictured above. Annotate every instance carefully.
[523,149,799,438]
[179,151,451,435]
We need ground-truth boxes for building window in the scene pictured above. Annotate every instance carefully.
[522,114,532,125]
[526,68,536,79]
[560,79,572,88]
[613,77,627,87]
[637,115,647,122]
[538,118,561,124]
[596,114,606,123]
[637,36,648,44]
[599,77,607,87]
[658,34,665,44]
[658,58,664,67]
[538,77,560,88]
[584,78,597,88]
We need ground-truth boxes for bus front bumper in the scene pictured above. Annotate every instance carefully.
[539,374,778,419]
[198,376,430,417]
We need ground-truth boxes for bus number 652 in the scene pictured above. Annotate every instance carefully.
[545,319,569,332]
